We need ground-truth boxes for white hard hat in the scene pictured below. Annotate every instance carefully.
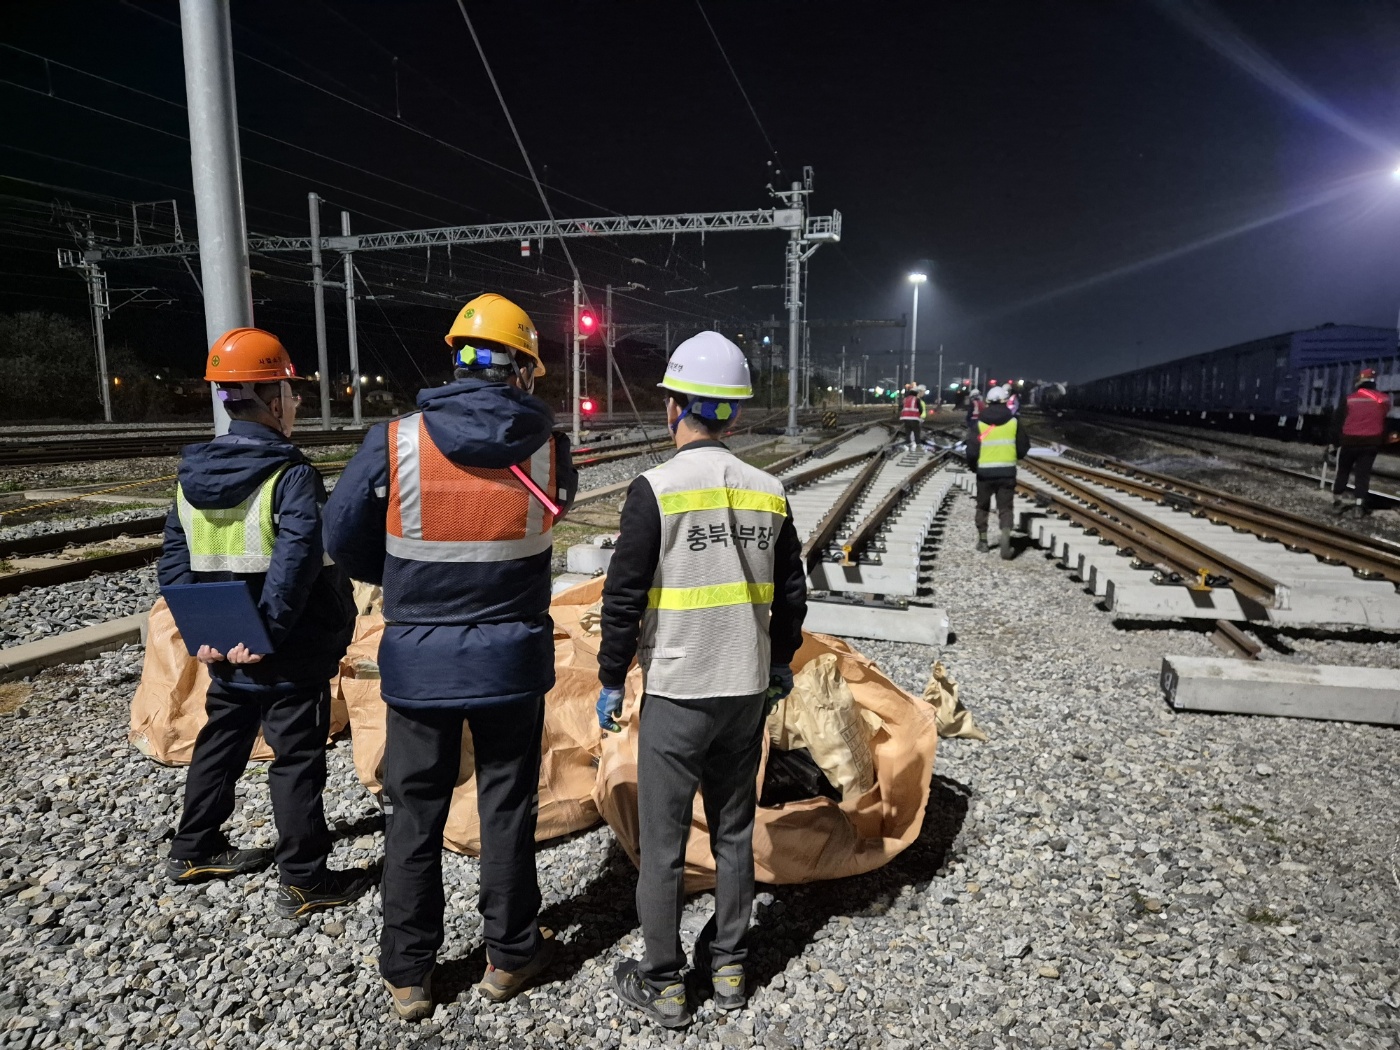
[970,388,982,398]
[986,386,1010,403]
[658,331,754,400]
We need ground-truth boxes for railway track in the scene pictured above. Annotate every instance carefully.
[1066,414,1400,505]
[999,452,1400,628]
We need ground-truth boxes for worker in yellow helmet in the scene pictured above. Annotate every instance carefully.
[325,293,577,1021]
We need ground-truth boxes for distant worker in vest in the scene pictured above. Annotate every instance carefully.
[966,384,1031,558]
[966,387,984,424]
[596,332,807,1028]
[159,327,364,916]
[898,382,927,450]
[323,294,578,1021]
[1327,367,1394,517]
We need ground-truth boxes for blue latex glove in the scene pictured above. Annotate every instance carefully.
[597,685,625,733]
[765,665,794,714]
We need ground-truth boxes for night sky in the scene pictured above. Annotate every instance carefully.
[5,1,1400,395]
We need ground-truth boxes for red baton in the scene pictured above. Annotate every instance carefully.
[510,463,562,517]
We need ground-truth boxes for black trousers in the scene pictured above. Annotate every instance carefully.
[975,475,1017,531]
[636,692,766,989]
[1333,446,1379,500]
[171,678,332,887]
[901,419,922,445]
[378,697,545,988]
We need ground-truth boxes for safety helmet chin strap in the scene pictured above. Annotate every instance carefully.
[669,396,739,434]
[456,343,535,393]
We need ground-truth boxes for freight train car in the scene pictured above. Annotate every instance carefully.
[1067,323,1399,439]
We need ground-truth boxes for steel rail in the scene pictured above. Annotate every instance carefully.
[1210,619,1262,660]
[763,422,879,477]
[0,514,167,559]
[1023,461,1287,608]
[1045,458,1400,586]
[1067,415,1400,502]
[840,452,949,565]
[0,544,162,598]
[782,449,881,491]
[801,453,889,568]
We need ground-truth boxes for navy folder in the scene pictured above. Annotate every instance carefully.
[160,581,275,657]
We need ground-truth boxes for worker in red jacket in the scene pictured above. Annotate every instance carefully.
[1328,367,1393,516]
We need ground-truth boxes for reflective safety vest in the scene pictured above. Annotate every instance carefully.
[900,395,924,420]
[176,467,287,573]
[1343,387,1391,439]
[977,418,1019,475]
[639,446,788,699]
[386,413,557,563]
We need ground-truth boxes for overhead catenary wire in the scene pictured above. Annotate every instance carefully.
[693,0,781,166]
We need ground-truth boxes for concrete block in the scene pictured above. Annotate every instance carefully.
[565,544,615,575]
[802,600,949,646]
[1161,655,1400,724]
[808,560,921,597]
[0,613,148,682]
[551,572,597,595]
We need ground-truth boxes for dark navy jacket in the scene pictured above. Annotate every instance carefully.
[158,420,356,688]
[323,380,578,709]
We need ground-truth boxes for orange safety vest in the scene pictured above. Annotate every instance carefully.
[386,413,557,563]
[900,394,923,420]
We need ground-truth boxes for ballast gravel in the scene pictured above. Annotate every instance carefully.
[0,567,158,648]
[0,459,1396,1049]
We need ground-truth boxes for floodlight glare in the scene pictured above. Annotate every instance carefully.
[908,272,928,283]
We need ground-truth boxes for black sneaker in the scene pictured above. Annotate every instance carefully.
[975,537,990,553]
[166,848,271,884]
[613,958,690,1028]
[274,869,373,919]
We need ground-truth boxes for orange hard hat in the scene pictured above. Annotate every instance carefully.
[205,328,299,383]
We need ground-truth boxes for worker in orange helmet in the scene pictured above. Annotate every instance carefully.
[159,328,366,916]
[324,294,578,1021]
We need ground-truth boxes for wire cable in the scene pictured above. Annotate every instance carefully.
[693,0,781,165]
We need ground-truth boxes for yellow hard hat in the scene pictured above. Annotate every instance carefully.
[444,293,544,377]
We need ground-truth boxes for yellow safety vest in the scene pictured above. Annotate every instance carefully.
[977,419,1018,472]
[175,467,286,573]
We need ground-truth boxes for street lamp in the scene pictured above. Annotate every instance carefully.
[907,272,927,388]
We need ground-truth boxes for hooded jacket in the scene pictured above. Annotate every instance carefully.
[323,379,578,709]
[158,419,355,687]
[965,401,1031,476]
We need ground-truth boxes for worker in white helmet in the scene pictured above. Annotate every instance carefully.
[967,384,1030,558]
[596,332,808,1028]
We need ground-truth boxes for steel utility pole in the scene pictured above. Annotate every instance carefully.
[572,277,582,443]
[341,211,362,426]
[785,220,802,433]
[937,343,944,403]
[839,345,845,408]
[308,193,331,429]
[179,0,248,435]
[605,283,615,421]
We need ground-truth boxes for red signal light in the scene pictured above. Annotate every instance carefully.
[579,309,597,334]
[580,397,596,414]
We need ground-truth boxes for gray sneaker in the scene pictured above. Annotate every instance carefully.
[711,964,747,1011]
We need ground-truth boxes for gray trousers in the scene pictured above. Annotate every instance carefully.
[636,691,766,988]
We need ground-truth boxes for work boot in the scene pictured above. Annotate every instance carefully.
[385,967,433,1022]
[273,868,373,919]
[975,533,990,553]
[613,958,691,1028]
[165,847,271,884]
[1357,500,1371,517]
[1331,497,1345,510]
[1333,500,1353,516]
[477,928,557,1003]
[1000,528,1014,560]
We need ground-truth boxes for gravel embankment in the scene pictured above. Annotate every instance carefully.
[1,480,1396,1048]
[0,568,159,648]
[0,508,165,547]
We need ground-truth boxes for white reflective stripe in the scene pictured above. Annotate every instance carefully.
[188,553,274,572]
[386,529,554,563]
[981,438,1015,446]
[396,418,423,541]
[374,485,387,498]
[524,440,552,537]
